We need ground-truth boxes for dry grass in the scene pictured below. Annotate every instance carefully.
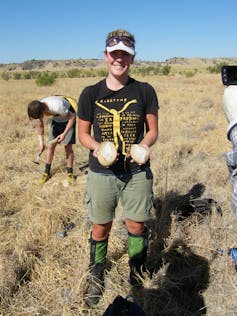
[0,72,236,315]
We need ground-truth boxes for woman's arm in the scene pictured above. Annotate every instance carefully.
[140,112,158,147]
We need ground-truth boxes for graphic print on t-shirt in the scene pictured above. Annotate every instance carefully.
[95,97,140,155]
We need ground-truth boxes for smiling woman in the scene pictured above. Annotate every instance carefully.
[77,28,159,307]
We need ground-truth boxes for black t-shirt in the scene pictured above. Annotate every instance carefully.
[78,77,159,175]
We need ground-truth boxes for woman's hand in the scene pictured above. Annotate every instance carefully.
[130,143,151,165]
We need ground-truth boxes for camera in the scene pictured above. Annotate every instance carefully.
[221,65,237,86]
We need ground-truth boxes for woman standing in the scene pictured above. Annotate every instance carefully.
[77,29,159,307]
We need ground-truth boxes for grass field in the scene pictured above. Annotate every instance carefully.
[0,71,236,315]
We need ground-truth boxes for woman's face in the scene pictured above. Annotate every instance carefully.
[105,50,134,77]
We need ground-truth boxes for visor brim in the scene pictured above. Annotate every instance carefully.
[106,41,135,56]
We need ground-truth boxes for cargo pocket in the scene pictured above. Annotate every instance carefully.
[85,191,95,222]
[85,192,91,210]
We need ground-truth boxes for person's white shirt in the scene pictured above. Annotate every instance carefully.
[41,96,70,122]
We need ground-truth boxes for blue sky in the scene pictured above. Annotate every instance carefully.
[0,0,236,64]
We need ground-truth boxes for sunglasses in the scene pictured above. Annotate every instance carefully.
[106,36,135,48]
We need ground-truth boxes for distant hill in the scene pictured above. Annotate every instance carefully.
[0,57,237,73]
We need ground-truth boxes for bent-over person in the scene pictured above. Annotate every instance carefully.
[28,95,76,184]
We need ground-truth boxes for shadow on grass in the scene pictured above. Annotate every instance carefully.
[138,183,211,315]
[147,183,207,273]
[139,239,210,316]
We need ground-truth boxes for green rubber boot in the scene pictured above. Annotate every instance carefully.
[85,236,108,307]
[128,228,148,286]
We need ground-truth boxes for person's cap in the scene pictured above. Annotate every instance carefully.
[105,29,135,56]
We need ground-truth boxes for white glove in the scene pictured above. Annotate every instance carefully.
[223,85,237,139]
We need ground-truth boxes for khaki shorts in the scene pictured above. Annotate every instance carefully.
[85,169,154,224]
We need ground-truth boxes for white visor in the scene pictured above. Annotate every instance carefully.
[106,41,135,56]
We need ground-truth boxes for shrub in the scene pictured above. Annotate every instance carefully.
[161,65,171,75]
[35,72,57,86]
[95,68,107,77]
[207,62,226,74]
[1,72,10,81]
[22,71,40,79]
[67,68,81,78]
[131,66,160,76]
[13,73,22,80]
[184,69,197,77]
[22,72,31,79]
